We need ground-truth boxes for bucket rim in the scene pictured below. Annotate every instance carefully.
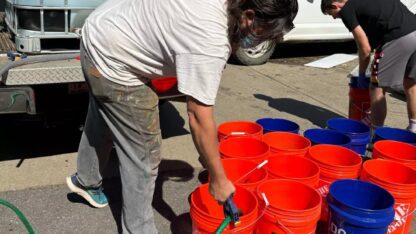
[256,118,300,132]
[220,158,268,186]
[326,118,370,134]
[328,179,395,213]
[219,136,268,144]
[373,140,416,162]
[256,179,322,213]
[304,128,352,145]
[375,127,416,143]
[362,159,416,187]
[327,199,395,228]
[307,144,362,168]
[219,137,270,159]
[267,155,320,181]
[362,177,416,198]
[190,184,258,221]
[263,132,312,151]
[218,121,263,132]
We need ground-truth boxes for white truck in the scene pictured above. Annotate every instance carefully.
[233,0,416,66]
[0,0,181,126]
[0,0,103,126]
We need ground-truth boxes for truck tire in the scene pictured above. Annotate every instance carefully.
[232,39,277,66]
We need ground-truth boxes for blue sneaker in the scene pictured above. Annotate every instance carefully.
[66,174,108,208]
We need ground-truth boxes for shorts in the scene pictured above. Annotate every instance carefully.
[371,30,416,87]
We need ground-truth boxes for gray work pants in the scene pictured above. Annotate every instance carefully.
[76,43,161,234]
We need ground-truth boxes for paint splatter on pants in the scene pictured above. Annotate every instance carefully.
[76,43,161,234]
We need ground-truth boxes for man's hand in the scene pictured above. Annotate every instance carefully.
[209,177,235,204]
[352,25,371,86]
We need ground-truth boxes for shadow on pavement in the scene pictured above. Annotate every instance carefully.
[153,160,194,222]
[389,90,406,102]
[159,101,189,139]
[0,121,83,161]
[0,100,188,163]
[197,169,209,184]
[66,159,195,233]
[254,94,344,128]
[171,212,193,234]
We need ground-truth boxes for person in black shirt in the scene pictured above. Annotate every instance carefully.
[321,0,416,133]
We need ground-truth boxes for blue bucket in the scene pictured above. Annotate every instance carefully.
[303,128,351,149]
[349,76,370,89]
[327,179,395,234]
[255,118,299,134]
[327,118,370,155]
[374,127,416,144]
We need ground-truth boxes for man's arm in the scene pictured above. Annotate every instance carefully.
[352,25,372,75]
[186,96,235,203]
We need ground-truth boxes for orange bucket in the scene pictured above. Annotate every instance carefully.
[219,137,270,163]
[373,140,416,170]
[262,132,311,156]
[266,154,320,188]
[361,159,416,234]
[190,184,258,234]
[217,121,263,142]
[306,144,362,223]
[256,179,322,234]
[348,86,370,121]
[221,158,268,192]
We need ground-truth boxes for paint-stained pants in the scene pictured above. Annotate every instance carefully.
[76,43,161,234]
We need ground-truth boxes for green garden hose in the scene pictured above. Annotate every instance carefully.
[215,215,231,234]
[0,199,35,234]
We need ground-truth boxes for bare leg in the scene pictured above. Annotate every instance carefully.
[404,77,416,119]
[370,84,387,127]
[404,77,416,132]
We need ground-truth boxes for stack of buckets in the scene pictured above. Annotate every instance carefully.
[189,119,416,234]
[306,144,363,232]
[361,159,416,234]
[348,74,371,123]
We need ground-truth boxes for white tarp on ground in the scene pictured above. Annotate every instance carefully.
[304,53,358,69]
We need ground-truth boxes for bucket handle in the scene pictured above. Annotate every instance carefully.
[274,218,314,234]
[260,193,294,234]
[260,193,293,234]
[275,219,294,234]
[233,160,268,184]
[222,132,255,141]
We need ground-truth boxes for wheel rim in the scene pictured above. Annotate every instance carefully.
[241,40,276,59]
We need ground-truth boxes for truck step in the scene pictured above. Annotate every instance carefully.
[4,58,84,85]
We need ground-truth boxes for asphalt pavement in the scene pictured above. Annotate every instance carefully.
[0,46,414,233]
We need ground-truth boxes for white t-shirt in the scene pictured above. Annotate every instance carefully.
[82,0,231,105]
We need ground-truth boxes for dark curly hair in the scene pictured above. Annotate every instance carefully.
[228,0,298,47]
[321,0,338,14]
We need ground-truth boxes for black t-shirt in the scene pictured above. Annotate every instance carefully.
[340,0,416,48]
